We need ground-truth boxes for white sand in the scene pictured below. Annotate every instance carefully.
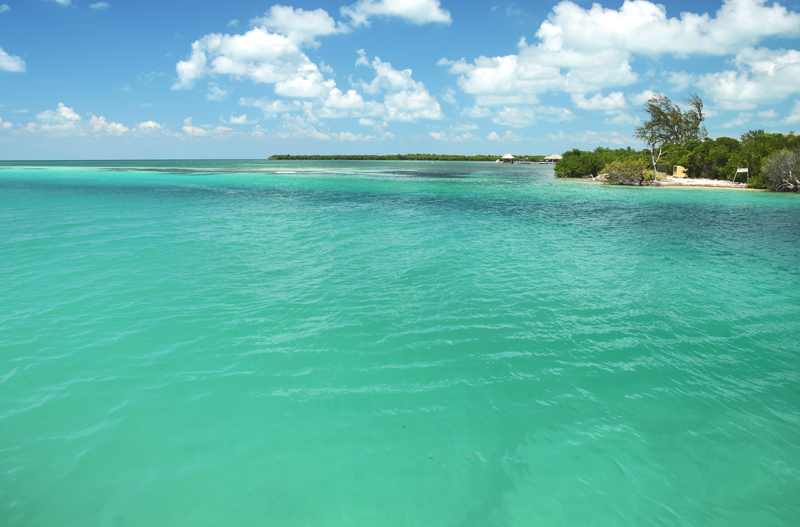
[659,177,748,188]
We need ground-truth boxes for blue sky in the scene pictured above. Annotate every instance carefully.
[1,0,799,159]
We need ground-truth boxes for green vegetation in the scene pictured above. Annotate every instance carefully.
[604,159,651,186]
[268,154,546,161]
[634,93,707,178]
[554,147,647,178]
[763,149,800,192]
[553,91,799,191]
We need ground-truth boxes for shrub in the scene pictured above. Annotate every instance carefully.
[554,149,603,178]
[603,159,651,186]
[763,150,800,192]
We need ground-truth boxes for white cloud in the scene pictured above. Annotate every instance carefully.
[441,87,458,105]
[0,46,25,72]
[666,71,696,91]
[722,112,752,128]
[627,89,659,106]
[0,5,9,14]
[239,97,297,116]
[492,106,537,127]
[571,92,628,113]
[757,109,777,118]
[332,131,375,141]
[11,109,28,114]
[783,100,800,123]
[172,27,335,100]
[358,118,376,126]
[428,131,480,141]
[324,87,366,109]
[36,103,81,133]
[89,2,109,9]
[206,84,229,101]
[442,0,800,111]
[605,113,638,125]
[47,0,71,5]
[0,117,12,130]
[697,48,800,109]
[251,5,348,47]
[134,121,164,132]
[276,125,331,140]
[461,105,492,118]
[89,115,128,135]
[227,114,256,124]
[182,117,231,137]
[487,130,524,142]
[357,53,444,121]
[341,0,451,26]
[449,122,478,131]
[227,19,239,28]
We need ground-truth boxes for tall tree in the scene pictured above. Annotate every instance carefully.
[634,93,707,178]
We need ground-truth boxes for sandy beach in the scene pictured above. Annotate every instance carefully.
[658,177,749,188]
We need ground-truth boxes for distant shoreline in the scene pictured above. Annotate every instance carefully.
[268,154,546,162]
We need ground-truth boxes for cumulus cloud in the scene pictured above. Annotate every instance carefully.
[487,130,524,142]
[441,0,800,110]
[36,103,81,133]
[172,26,335,99]
[226,113,258,124]
[252,5,348,46]
[332,131,375,141]
[449,122,478,131]
[89,2,109,9]
[341,0,451,26]
[134,121,164,132]
[428,131,479,141]
[492,106,537,127]
[182,117,232,137]
[0,117,12,130]
[627,89,659,106]
[722,112,752,128]
[783,100,800,123]
[357,52,444,120]
[206,84,229,101]
[0,46,25,72]
[571,92,628,113]
[697,48,800,109]
[89,115,128,135]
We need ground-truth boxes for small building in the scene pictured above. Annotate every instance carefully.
[502,153,515,163]
[544,154,563,163]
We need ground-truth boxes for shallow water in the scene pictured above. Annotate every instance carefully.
[1,160,799,526]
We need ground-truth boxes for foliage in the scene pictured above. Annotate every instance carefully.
[635,93,707,178]
[603,159,651,186]
[762,150,800,192]
[553,149,604,178]
[740,129,765,143]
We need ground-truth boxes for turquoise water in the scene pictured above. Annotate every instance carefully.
[1,160,799,526]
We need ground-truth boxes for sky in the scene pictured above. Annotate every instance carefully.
[0,0,799,159]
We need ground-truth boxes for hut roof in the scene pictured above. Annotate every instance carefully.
[502,153,515,159]
[544,154,563,160]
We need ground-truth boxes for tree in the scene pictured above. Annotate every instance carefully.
[553,149,603,178]
[740,129,765,143]
[762,150,800,192]
[604,159,650,186]
[634,93,707,179]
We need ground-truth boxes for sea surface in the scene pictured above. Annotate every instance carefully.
[1,160,799,526]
